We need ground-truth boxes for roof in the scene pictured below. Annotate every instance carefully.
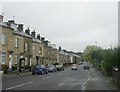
[0,22,13,30]
[13,30,32,38]
[32,38,42,43]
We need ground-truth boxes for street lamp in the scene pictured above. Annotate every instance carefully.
[17,56,20,75]
[39,51,42,64]
[17,52,23,75]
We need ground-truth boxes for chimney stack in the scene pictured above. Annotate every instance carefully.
[17,24,23,32]
[8,20,15,24]
[45,40,49,46]
[59,46,62,51]
[41,37,45,42]
[37,34,41,40]
[31,30,36,38]
[25,28,30,35]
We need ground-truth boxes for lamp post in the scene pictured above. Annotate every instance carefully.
[17,57,20,75]
[39,51,42,64]
[17,53,23,75]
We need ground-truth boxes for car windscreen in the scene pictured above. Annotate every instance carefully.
[56,65,62,67]
[34,65,41,68]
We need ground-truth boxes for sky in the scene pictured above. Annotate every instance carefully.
[0,0,118,52]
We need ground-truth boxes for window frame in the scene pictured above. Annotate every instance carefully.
[2,33,6,45]
[2,52,6,64]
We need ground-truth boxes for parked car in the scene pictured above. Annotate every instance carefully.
[56,65,64,71]
[47,65,57,72]
[71,64,78,70]
[32,65,48,75]
[84,65,89,70]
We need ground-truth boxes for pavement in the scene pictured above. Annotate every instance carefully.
[2,62,119,90]
[2,71,32,79]
[0,71,3,92]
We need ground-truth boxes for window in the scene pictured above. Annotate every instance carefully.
[33,45,35,50]
[15,38,19,47]
[2,33,6,45]
[15,54,19,64]
[2,52,6,64]
[25,43,28,51]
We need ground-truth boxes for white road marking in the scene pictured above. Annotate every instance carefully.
[6,81,33,90]
[58,82,64,86]
[42,78,46,80]
[81,75,91,90]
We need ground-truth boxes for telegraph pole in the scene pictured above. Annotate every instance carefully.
[95,41,97,48]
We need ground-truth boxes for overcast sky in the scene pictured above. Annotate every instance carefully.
[1,1,118,52]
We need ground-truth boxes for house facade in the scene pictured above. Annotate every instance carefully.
[0,15,81,74]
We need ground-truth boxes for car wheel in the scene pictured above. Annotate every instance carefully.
[32,72,34,75]
[41,71,44,74]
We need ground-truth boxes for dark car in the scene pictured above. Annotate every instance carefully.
[84,66,90,70]
[32,65,48,75]
[56,65,64,71]
[47,65,57,72]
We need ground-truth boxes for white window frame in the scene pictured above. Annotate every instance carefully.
[2,33,6,45]
[15,38,19,48]
[15,54,19,64]
[25,42,28,51]
[33,45,35,51]
[2,52,6,64]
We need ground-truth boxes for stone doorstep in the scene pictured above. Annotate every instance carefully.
[0,71,3,74]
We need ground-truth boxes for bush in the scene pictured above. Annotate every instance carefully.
[12,65,17,71]
[24,65,32,71]
[2,65,8,74]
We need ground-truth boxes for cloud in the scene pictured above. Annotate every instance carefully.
[2,2,118,52]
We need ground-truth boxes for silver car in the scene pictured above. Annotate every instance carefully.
[71,64,78,70]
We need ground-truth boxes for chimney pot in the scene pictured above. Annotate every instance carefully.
[31,30,36,38]
[25,28,30,35]
[41,37,45,42]
[8,20,15,24]
[37,34,41,40]
[17,24,23,32]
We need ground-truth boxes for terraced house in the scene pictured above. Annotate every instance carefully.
[0,17,34,73]
[0,17,15,73]
[0,15,81,74]
[31,31,43,66]
[41,38,58,65]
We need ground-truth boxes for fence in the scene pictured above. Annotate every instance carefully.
[112,67,120,88]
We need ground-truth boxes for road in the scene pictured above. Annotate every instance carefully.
[2,62,119,90]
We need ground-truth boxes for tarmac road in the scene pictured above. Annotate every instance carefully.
[2,62,119,90]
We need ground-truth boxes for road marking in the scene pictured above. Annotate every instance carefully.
[6,81,33,90]
[58,82,64,86]
[81,76,91,90]
[42,78,46,80]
